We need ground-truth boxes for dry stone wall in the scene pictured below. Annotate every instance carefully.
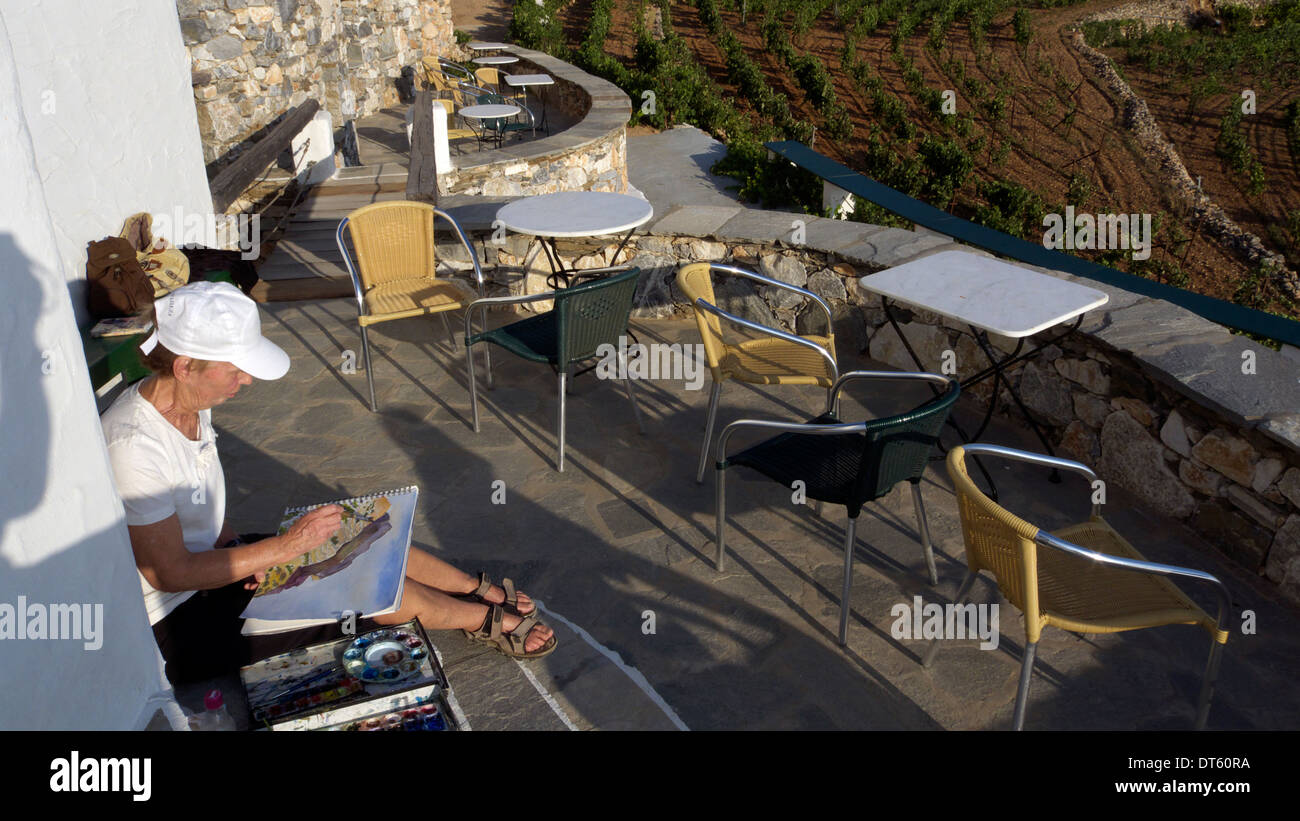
[181,0,457,166]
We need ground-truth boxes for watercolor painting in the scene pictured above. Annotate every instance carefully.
[240,487,418,625]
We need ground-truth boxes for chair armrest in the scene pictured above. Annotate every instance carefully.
[432,207,485,289]
[462,290,563,342]
[1034,530,1230,633]
[440,59,472,80]
[693,298,837,380]
[716,417,867,466]
[334,217,368,318]
[709,263,834,334]
[824,370,953,413]
[959,443,1102,518]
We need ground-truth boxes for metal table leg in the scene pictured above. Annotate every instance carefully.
[881,298,1000,499]
[968,328,1063,483]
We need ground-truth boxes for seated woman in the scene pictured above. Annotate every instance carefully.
[101,282,554,683]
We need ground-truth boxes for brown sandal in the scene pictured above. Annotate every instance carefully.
[463,603,557,659]
[453,572,535,617]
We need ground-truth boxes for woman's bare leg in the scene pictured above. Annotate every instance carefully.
[374,579,552,653]
[404,547,535,614]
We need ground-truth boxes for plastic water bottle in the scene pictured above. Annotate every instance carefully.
[188,688,237,731]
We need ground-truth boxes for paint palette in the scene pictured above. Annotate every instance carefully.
[341,628,428,683]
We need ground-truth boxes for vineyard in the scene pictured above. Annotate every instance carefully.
[510,0,1300,319]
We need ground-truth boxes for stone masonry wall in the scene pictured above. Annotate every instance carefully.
[412,46,632,199]
[438,130,627,198]
[181,0,457,166]
[430,209,1300,606]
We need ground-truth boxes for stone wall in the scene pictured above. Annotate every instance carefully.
[438,129,627,198]
[432,204,1300,606]
[415,46,632,198]
[181,0,457,166]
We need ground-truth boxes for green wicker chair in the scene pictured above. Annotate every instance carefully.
[714,371,960,644]
[463,267,645,472]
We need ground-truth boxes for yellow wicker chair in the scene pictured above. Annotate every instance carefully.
[933,443,1230,730]
[474,66,503,92]
[419,57,471,91]
[419,57,444,90]
[431,99,477,145]
[676,262,839,483]
[336,201,488,412]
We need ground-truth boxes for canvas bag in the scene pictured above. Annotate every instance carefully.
[85,236,155,319]
[120,212,190,297]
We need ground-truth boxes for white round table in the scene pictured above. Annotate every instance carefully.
[472,55,519,66]
[496,191,654,240]
[458,104,521,149]
[458,104,520,120]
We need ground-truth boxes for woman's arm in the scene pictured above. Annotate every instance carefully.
[129,505,343,593]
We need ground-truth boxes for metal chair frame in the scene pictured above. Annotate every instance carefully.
[680,262,839,484]
[463,266,646,472]
[930,443,1230,730]
[714,370,958,645]
[335,204,488,412]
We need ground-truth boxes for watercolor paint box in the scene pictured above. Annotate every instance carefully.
[240,618,462,731]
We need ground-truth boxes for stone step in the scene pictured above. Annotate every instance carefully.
[250,276,353,302]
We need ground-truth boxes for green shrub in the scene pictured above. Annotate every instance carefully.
[1219,4,1255,33]
[917,136,973,208]
[1216,104,1267,194]
[973,178,1046,239]
[1012,8,1031,45]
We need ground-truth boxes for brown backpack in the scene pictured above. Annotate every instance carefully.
[86,237,155,319]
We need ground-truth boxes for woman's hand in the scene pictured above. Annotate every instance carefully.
[279,505,343,558]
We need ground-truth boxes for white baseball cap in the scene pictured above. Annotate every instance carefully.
[140,281,290,380]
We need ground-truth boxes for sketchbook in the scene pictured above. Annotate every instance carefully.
[239,486,418,636]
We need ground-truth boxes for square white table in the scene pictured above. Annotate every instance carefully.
[860,250,1108,339]
[860,249,1108,492]
[504,73,555,132]
[466,41,510,51]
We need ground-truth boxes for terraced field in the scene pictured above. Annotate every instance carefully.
[513,0,1300,318]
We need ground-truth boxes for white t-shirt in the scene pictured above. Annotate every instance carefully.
[101,382,227,624]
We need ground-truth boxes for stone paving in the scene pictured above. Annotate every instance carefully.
[197,301,1300,730]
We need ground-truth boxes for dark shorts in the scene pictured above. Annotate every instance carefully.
[150,535,382,685]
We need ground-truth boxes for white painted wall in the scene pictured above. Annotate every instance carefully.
[2,0,210,325]
[0,4,198,729]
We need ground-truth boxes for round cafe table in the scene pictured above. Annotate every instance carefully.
[496,191,653,286]
[457,103,521,149]
[472,55,519,66]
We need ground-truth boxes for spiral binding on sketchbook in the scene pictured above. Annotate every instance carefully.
[282,485,419,516]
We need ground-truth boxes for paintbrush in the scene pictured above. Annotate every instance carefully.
[267,667,338,701]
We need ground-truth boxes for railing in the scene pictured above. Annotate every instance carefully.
[765,140,1300,348]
